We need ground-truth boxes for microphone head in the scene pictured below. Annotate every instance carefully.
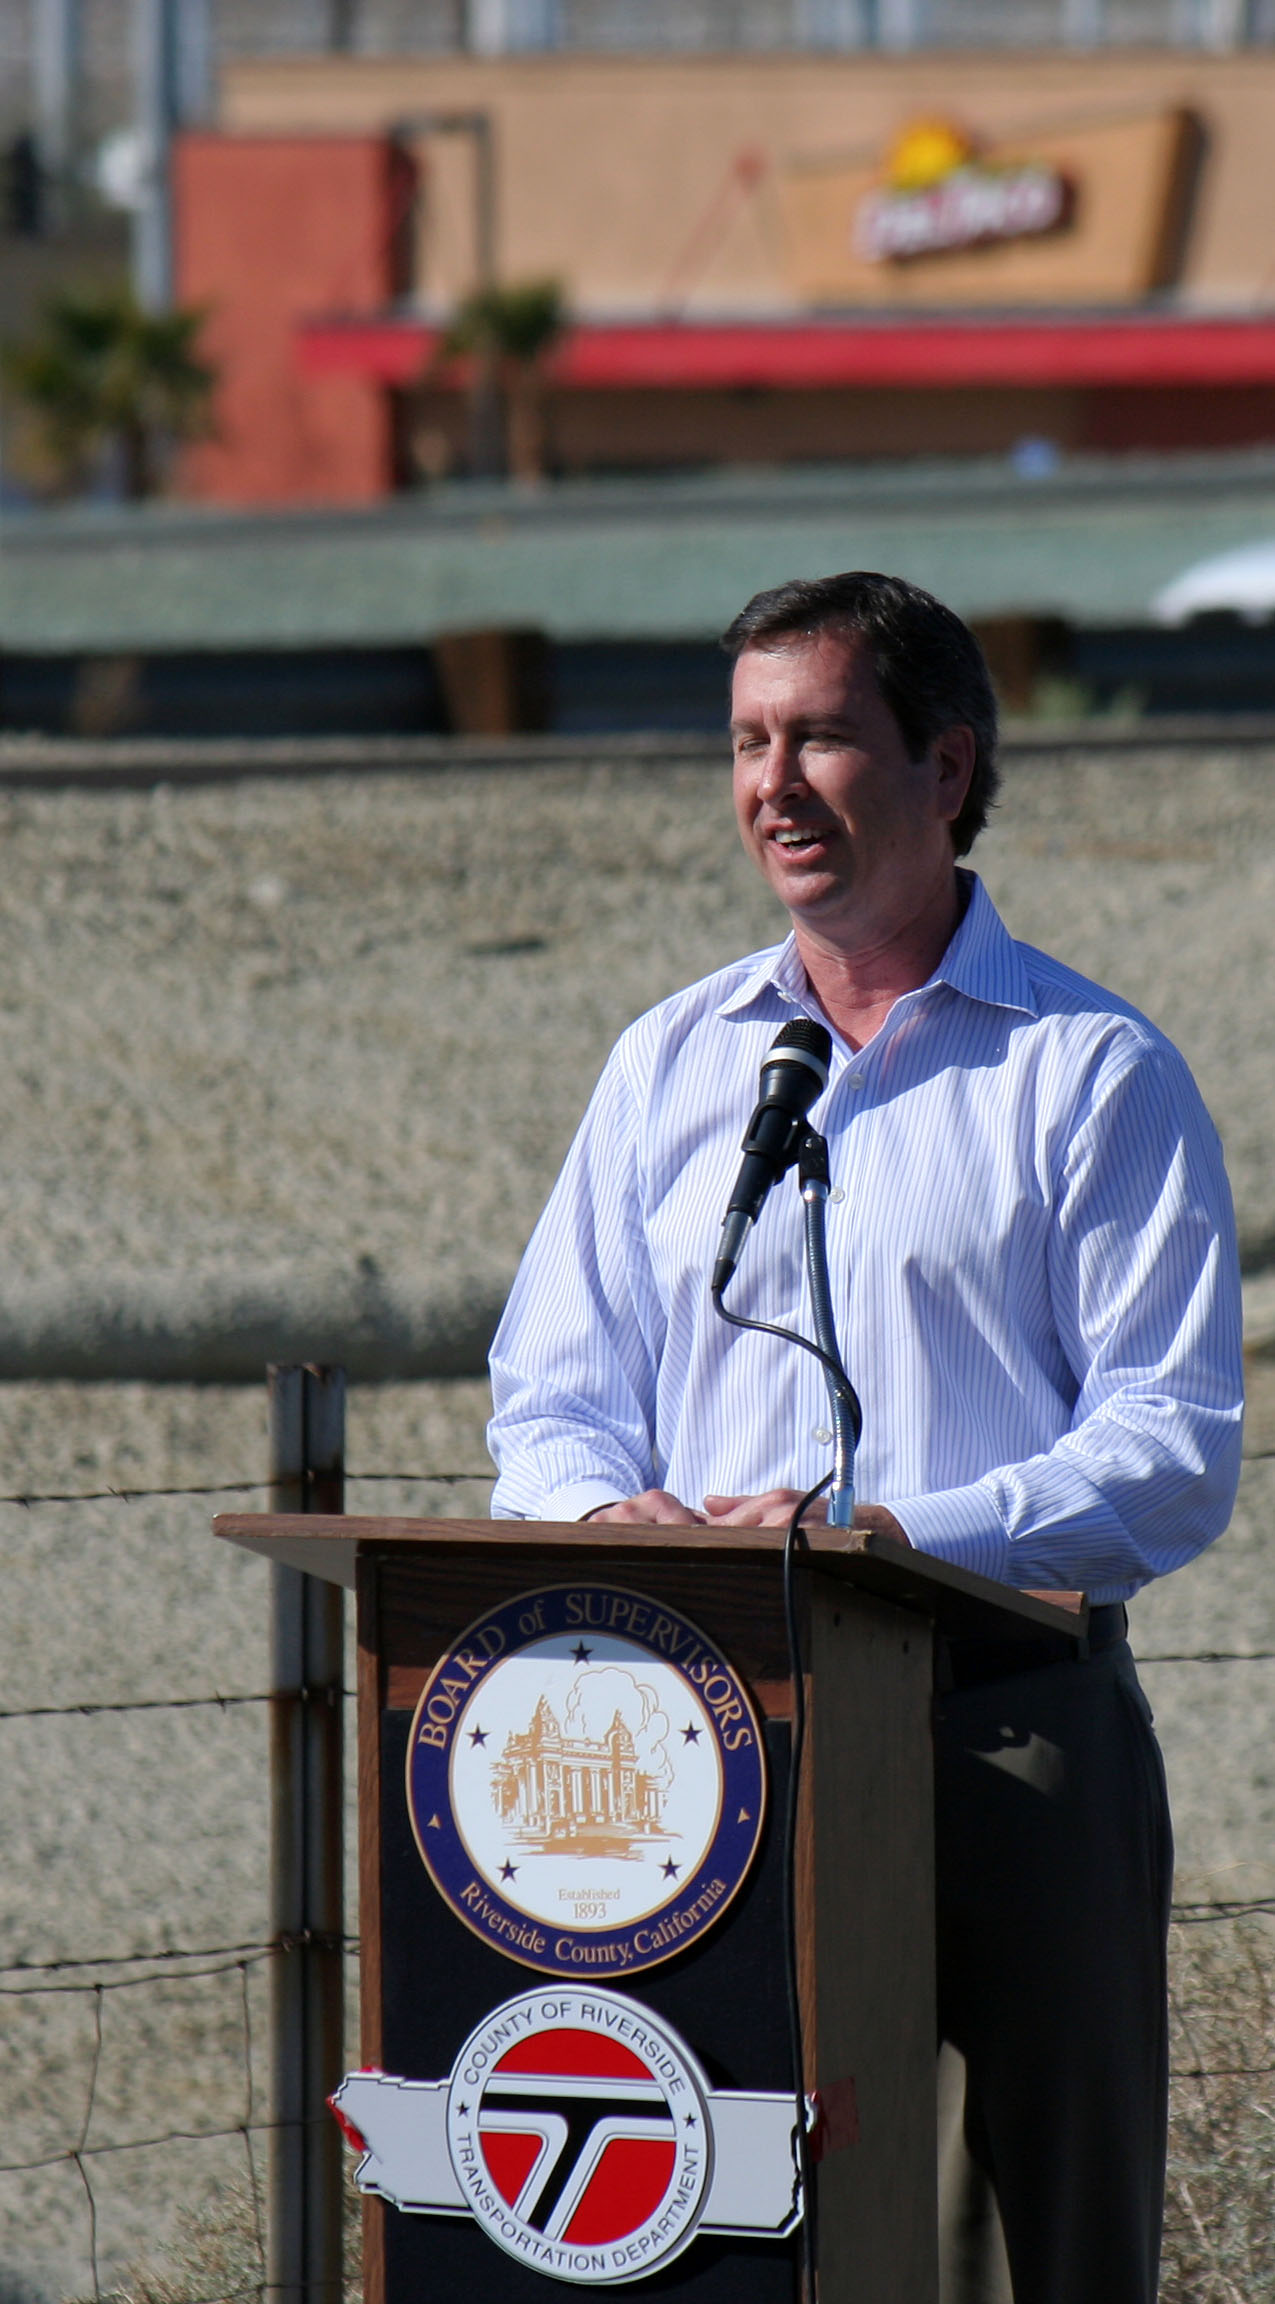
[759,1018,832,1108]
[715,1016,834,1283]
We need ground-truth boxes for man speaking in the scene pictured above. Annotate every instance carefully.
[487,573,1243,2303]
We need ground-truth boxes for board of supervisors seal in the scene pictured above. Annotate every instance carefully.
[405,1584,768,1978]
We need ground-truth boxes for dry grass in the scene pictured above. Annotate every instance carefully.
[85,2184,262,2304]
[1162,1914,1275,2303]
[89,2178,363,2304]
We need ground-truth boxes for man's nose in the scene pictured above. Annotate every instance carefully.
[754,736,807,802]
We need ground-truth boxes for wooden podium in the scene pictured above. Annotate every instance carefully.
[215,1511,1085,2304]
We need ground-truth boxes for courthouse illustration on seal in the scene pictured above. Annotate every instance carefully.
[490,1679,669,1856]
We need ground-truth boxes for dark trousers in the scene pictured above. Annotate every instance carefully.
[933,1632,1174,2304]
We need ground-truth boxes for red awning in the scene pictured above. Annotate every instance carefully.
[295,312,1275,392]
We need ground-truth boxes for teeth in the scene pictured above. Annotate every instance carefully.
[775,829,818,846]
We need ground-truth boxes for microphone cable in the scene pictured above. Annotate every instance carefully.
[710,1261,862,2292]
[783,1468,832,2302]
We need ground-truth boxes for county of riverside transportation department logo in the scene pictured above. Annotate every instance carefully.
[330,1987,804,2285]
[405,1585,767,1978]
[448,1988,711,2281]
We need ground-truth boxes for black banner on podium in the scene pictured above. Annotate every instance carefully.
[376,1705,800,2300]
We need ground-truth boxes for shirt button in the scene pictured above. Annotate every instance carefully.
[830,1185,845,1203]
[813,1425,833,1446]
[848,1074,865,1090]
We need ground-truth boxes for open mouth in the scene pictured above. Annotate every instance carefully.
[770,827,827,852]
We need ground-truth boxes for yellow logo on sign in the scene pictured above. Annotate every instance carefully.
[883,119,975,192]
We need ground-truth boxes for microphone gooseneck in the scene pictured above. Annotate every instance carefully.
[711,1019,832,1297]
[799,1127,859,1526]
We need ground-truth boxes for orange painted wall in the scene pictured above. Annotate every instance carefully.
[174,135,413,505]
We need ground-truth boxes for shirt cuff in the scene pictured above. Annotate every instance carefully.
[540,1478,635,1524]
[888,1482,1014,1587]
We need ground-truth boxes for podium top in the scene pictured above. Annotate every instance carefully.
[212,1512,1087,1646]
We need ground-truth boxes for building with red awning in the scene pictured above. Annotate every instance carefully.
[169,41,1275,504]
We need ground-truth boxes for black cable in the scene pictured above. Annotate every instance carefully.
[710,1287,863,1444]
[783,1470,832,2300]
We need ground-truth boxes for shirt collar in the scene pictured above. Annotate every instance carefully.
[931,872,1038,1018]
[716,935,810,1019]
[716,873,1038,1024]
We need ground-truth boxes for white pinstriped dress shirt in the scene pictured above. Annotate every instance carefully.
[488,875,1243,1604]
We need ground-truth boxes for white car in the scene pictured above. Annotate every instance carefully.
[1153,540,1275,625]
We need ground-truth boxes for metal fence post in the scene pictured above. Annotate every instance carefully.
[268,1363,346,2304]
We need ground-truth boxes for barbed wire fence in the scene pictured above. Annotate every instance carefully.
[2,1453,1273,2302]
[0,1433,493,2304]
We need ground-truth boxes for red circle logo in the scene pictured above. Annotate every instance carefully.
[446,1988,712,2283]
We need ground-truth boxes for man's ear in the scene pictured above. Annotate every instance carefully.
[932,724,976,826]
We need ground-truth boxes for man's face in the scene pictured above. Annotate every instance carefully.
[730,630,972,952]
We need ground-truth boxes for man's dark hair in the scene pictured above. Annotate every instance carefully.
[722,571,999,858]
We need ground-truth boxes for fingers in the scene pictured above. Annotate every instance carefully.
[584,1489,707,1526]
[702,1489,807,1527]
[582,1492,909,1537]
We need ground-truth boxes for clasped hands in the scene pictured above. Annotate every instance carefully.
[583,1488,908,1543]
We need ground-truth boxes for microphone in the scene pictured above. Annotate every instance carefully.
[712,1019,832,1295]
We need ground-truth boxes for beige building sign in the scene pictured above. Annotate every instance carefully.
[780,107,1200,306]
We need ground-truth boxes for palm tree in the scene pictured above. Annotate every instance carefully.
[2,286,216,500]
[440,278,567,484]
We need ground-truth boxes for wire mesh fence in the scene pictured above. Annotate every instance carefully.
[0,1369,499,2304]
[2,1425,1272,2301]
